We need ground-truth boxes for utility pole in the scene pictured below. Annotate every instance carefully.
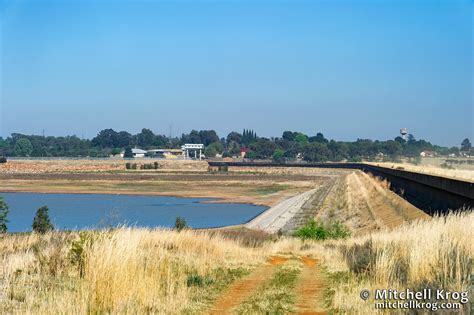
[169,124,173,147]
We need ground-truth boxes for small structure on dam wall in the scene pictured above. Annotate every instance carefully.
[207,161,474,215]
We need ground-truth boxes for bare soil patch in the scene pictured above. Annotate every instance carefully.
[294,257,326,315]
[208,256,285,314]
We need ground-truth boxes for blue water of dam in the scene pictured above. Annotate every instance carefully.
[0,192,267,232]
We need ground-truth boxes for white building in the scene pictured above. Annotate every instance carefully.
[181,144,204,160]
[120,148,147,158]
[132,148,147,158]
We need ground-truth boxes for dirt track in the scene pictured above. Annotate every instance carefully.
[208,255,326,314]
[208,256,289,314]
[294,257,326,315]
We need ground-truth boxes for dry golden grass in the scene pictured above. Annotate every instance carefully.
[0,229,266,314]
[1,211,472,314]
[316,171,428,235]
[307,210,473,314]
[228,166,351,177]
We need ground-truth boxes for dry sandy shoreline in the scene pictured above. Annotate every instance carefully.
[0,188,275,207]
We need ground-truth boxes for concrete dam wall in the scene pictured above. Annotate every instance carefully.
[208,161,474,215]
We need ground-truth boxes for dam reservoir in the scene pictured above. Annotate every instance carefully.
[1,192,267,232]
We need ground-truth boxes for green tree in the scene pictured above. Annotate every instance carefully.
[461,138,471,152]
[249,138,276,159]
[136,128,155,148]
[242,129,257,146]
[328,140,349,161]
[294,133,309,144]
[0,197,9,233]
[14,138,33,156]
[123,147,133,159]
[382,140,403,159]
[204,142,224,158]
[272,149,285,163]
[227,140,241,155]
[204,146,217,158]
[91,129,119,148]
[198,130,220,146]
[111,148,122,156]
[309,132,328,144]
[32,206,54,233]
[303,142,330,162]
[226,132,242,145]
[174,216,187,232]
[116,131,132,147]
[394,136,406,144]
[282,131,297,142]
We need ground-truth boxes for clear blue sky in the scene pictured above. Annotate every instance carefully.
[0,0,472,146]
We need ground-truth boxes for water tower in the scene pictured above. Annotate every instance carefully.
[400,128,408,141]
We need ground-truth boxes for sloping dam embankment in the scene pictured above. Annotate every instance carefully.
[208,162,474,215]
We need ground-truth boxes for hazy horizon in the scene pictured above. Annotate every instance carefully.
[1,0,472,146]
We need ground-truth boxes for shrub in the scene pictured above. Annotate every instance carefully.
[186,274,214,287]
[341,239,376,275]
[32,206,54,233]
[139,163,158,170]
[69,232,93,278]
[125,162,131,170]
[218,165,228,172]
[294,220,328,240]
[111,148,122,156]
[329,221,352,239]
[0,197,9,233]
[440,162,454,169]
[0,156,7,163]
[294,220,351,241]
[174,216,187,232]
[410,156,422,165]
[31,235,66,277]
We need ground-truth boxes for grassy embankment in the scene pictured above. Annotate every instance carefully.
[1,211,472,314]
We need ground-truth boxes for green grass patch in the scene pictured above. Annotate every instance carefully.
[294,220,351,241]
[252,184,290,195]
[233,263,301,315]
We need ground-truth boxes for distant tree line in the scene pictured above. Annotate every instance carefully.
[0,128,470,162]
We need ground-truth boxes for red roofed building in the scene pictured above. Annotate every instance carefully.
[240,147,250,158]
